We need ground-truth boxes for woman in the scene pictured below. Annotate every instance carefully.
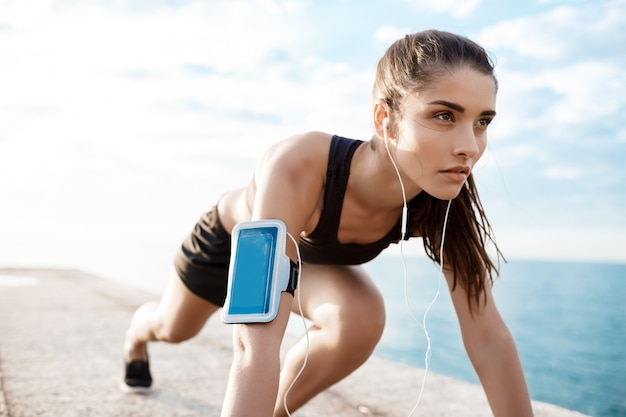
[122,29,534,417]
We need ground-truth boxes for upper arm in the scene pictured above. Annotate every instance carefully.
[249,132,330,260]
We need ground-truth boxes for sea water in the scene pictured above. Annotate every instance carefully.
[30,237,623,416]
[364,255,626,417]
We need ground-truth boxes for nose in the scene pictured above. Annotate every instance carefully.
[454,126,481,159]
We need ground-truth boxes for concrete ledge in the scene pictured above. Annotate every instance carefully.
[0,268,590,417]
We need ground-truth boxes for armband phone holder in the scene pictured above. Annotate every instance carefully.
[222,219,292,324]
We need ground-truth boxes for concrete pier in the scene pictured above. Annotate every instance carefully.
[0,268,590,417]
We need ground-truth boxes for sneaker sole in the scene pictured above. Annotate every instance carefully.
[119,382,152,394]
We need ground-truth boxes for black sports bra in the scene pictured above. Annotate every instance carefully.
[299,135,408,265]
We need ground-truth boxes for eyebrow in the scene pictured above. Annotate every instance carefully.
[428,100,496,116]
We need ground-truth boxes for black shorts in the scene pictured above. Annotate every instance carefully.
[173,206,298,307]
[174,206,231,307]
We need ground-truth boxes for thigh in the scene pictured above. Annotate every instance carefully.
[291,263,386,331]
[153,268,221,342]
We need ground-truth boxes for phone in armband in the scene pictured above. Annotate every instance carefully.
[222,219,293,324]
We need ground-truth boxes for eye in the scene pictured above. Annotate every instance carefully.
[475,117,493,129]
[434,112,454,122]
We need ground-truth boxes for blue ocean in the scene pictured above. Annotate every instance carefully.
[363,255,626,417]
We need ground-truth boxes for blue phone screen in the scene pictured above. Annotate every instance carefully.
[229,227,277,315]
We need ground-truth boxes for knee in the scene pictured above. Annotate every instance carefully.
[346,298,386,348]
[151,316,194,343]
[329,291,386,359]
[130,301,189,343]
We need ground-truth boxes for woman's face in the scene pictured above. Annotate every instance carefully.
[394,67,497,200]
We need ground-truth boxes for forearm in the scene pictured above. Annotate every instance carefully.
[468,329,533,417]
[221,348,281,417]
[221,294,292,417]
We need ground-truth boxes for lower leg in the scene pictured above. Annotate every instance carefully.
[123,269,219,362]
[124,301,159,362]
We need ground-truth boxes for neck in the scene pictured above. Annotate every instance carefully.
[351,138,421,210]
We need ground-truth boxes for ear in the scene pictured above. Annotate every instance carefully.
[373,100,389,139]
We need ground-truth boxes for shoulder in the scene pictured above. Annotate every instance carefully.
[265,131,333,159]
[258,131,333,177]
[248,132,335,232]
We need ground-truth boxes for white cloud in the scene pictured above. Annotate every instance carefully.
[0,0,375,247]
[481,53,624,226]
[489,142,547,166]
[542,61,623,128]
[0,0,56,30]
[1,0,625,275]
[543,166,581,180]
[374,25,410,46]
[475,1,626,142]
[403,0,482,18]
[477,1,626,61]
[0,0,372,147]
[480,20,563,61]
[496,60,624,136]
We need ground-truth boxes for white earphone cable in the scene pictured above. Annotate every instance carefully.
[282,120,453,416]
[404,199,452,417]
[283,232,308,417]
[383,119,408,237]
[383,118,453,416]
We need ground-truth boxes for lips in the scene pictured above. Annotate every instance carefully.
[441,166,470,175]
[440,166,470,182]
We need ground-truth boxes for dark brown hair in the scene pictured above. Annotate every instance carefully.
[373,29,503,311]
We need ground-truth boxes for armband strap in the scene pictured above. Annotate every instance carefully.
[284,260,299,296]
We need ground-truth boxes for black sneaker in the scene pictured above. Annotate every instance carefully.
[121,360,152,394]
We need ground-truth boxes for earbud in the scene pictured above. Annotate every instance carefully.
[382,117,389,136]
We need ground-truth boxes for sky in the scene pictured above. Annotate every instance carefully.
[1,0,625,288]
